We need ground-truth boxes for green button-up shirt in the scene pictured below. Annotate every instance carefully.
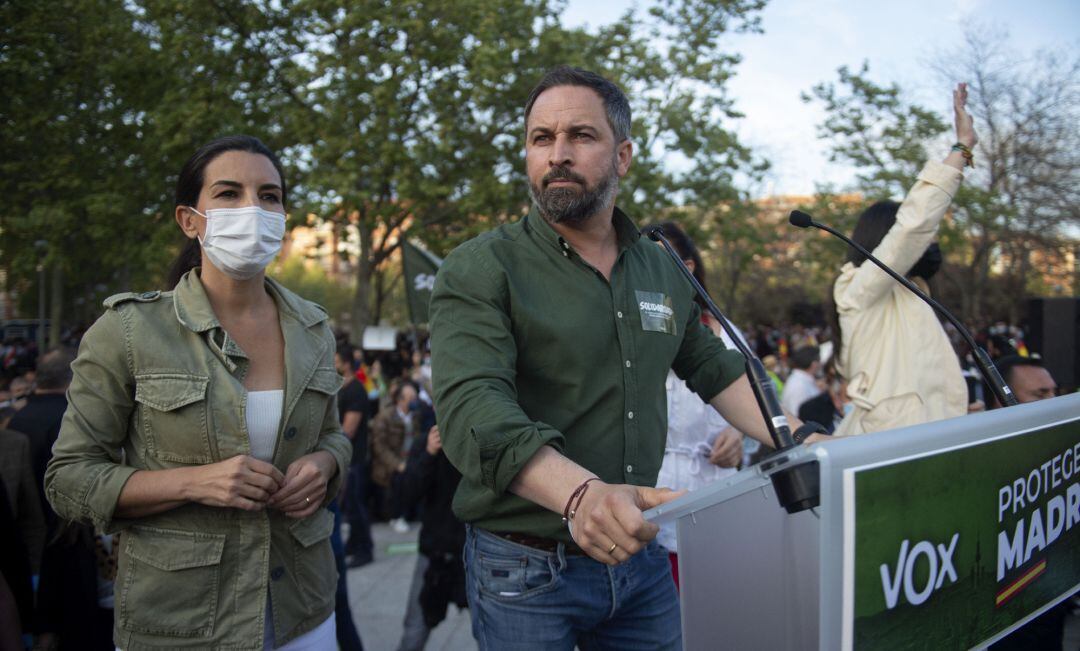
[430,207,745,544]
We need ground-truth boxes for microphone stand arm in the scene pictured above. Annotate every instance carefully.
[650,229,795,449]
[650,228,820,514]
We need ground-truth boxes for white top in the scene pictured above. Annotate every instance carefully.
[246,390,284,463]
[656,324,745,553]
[833,161,968,436]
[780,368,821,416]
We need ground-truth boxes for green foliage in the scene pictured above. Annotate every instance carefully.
[269,257,354,323]
[803,38,1079,324]
[1,0,769,335]
[803,62,948,199]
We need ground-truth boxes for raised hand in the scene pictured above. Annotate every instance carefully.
[954,82,977,148]
[186,455,284,511]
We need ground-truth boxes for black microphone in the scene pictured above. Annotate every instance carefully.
[649,227,820,514]
[788,210,1018,407]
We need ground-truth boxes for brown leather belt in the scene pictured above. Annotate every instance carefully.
[494,531,586,555]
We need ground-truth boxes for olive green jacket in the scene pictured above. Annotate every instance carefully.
[45,270,351,650]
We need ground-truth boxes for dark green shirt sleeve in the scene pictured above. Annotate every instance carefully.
[430,241,566,497]
[45,308,138,533]
[671,302,747,403]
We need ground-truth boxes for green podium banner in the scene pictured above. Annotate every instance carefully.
[847,421,1080,649]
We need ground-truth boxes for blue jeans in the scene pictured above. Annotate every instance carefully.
[464,526,682,651]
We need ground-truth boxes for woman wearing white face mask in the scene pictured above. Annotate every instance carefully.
[46,136,351,649]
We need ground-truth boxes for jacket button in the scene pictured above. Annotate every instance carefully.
[271,566,284,581]
[284,426,297,440]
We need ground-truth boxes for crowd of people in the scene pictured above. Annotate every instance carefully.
[0,66,1072,651]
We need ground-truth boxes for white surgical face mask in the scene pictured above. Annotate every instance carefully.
[191,206,286,280]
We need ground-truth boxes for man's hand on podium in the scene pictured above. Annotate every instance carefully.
[572,482,686,566]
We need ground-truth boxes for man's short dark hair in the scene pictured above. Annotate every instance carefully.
[996,354,1047,385]
[335,342,355,364]
[36,348,75,390]
[790,346,820,371]
[524,66,631,144]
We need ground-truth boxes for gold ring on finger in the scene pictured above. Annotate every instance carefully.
[608,542,617,554]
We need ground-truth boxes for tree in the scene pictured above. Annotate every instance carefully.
[1,1,159,341]
[932,29,1080,322]
[248,0,769,336]
[804,32,1080,324]
[3,0,771,339]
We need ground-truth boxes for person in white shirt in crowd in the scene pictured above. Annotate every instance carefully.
[645,221,746,590]
[831,84,976,436]
[780,345,822,416]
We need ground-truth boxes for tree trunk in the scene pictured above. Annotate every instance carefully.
[48,263,63,348]
[372,268,386,325]
[350,219,374,345]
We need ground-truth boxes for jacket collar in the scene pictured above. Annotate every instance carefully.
[173,268,327,334]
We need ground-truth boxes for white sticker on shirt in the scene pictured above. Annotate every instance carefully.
[635,290,677,336]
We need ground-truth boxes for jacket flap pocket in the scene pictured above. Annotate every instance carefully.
[289,509,334,548]
[306,367,343,395]
[135,373,209,412]
[126,526,225,571]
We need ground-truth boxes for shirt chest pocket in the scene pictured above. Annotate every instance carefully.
[134,373,213,464]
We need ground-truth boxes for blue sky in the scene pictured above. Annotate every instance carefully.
[562,0,1079,196]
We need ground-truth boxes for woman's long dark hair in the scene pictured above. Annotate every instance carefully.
[644,220,708,310]
[165,136,287,289]
[830,200,900,366]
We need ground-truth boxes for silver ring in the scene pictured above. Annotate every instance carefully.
[305,497,311,505]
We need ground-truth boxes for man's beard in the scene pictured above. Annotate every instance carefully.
[528,159,620,226]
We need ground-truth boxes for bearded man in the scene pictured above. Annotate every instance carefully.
[429,66,795,651]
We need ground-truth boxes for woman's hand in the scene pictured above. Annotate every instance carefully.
[954,82,977,148]
[708,427,743,468]
[184,455,285,511]
[268,451,337,518]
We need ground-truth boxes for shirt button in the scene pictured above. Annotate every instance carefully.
[284,426,297,440]
[627,411,634,420]
[271,566,285,581]
[625,360,631,368]
[626,465,634,473]
[563,251,569,258]
[617,311,623,318]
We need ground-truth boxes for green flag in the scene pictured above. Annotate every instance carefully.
[401,239,443,325]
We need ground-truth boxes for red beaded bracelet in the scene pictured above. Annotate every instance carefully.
[562,477,600,523]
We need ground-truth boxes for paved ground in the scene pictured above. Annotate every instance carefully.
[344,522,477,651]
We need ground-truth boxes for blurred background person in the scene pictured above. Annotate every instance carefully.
[780,345,822,416]
[645,221,745,589]
[370,380,421,533]
[395,424,467,651]
[797,360,849,434]
[336,342,375,569]
[993,355,1058,406]
[8,348,74,525]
